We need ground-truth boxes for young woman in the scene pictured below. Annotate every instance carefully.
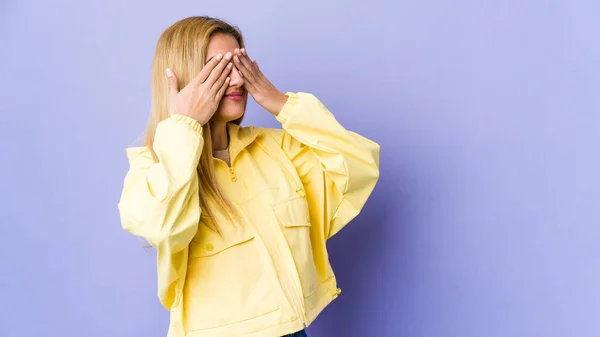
[118,16,380,337]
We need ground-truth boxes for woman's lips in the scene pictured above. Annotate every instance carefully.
[225,92,243,101]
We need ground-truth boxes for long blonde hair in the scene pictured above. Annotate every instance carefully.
[145,16,245,232]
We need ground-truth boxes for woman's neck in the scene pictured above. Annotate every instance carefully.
[211,120,229,151]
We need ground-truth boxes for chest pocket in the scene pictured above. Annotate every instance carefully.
[272,195,320,298]
[189,219,254,258]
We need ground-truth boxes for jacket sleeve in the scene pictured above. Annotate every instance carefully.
[117,114,203,308]
[275,92,380,239]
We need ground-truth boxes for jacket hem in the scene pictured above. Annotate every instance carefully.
[181,277,339,337]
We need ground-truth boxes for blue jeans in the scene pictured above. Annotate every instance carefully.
[283,330,307,337]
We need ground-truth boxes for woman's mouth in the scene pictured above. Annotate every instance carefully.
[225,92,243,101]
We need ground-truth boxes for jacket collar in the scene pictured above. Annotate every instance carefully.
[226,122,262,164]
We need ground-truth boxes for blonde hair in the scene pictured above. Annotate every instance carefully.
[145,16,245,232]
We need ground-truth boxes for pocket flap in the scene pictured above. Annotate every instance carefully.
[272,196,311,227]
[190,222,255,258]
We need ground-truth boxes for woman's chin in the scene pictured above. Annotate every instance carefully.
[214,109,245,123]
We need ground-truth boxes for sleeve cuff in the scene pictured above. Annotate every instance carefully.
[275,92,301,124]
[171,114,203,134]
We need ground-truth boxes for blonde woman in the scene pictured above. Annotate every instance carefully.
[118,16,380,337]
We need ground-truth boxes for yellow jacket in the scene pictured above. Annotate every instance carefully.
[118,92,380,337]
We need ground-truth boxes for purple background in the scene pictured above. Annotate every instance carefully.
[1,0,599,336]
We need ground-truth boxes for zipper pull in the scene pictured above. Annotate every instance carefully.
[229,167,237,182]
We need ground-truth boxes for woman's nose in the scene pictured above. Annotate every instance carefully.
[229,66,244,87]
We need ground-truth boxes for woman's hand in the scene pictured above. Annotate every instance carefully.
[166,52,234,125]
[233,48,287,116]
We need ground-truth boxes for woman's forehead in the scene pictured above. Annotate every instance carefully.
[206,33,240,57]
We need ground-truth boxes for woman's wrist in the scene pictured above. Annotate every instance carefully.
[258,91,287,116]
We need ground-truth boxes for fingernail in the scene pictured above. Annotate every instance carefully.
[225,52,232,60]
[227,62,233,69]
[166,68,174,77]
[234,56,240,63]
[226,77,230,83]
[216,53,223,60]
[241,48,246,55]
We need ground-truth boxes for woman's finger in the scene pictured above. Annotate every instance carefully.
[234,52,256,83]
[238,51,257,75]
[238,48,256,71]
[233,48,258,92]
[166,68,179,115]
[239,68,257,93]
[191,53,223,85]
[211,61,233,92]
[216,76,231,100]
[204,52,233,86]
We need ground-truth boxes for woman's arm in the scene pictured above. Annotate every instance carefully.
[118,114,203,309]
[275,92,381,239]
[119,55,232,250]
[232,49,380,238]
[118,114,203,252]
